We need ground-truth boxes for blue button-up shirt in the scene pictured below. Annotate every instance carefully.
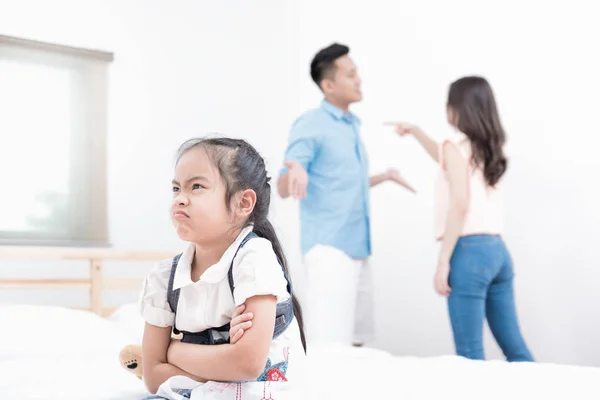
[280,100,371,259]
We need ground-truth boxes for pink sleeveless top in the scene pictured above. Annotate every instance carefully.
[434,132,504,240]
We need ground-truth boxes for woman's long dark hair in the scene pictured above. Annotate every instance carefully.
[176,137,307,353]
[447,76,508,186]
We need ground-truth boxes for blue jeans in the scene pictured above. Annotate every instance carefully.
[447,235,534,362]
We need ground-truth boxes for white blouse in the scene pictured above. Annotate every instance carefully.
[140,225,291,333]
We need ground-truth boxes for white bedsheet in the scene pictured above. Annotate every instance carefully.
[2,304,599,399]
[0,355,147,400]
[305,344,600,399]
[104,303,600,399]
[2,345,599,400]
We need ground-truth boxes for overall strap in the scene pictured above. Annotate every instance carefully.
[227,232,259,294]
[226,232,294,340]
[227,232,292,296]
[167,253,183,333]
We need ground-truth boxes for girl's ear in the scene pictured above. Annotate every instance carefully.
[236,189,256,218]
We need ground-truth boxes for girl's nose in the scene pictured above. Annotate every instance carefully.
[174,193,188,206]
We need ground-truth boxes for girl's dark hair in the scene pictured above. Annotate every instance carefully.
[447,76,508,187]
[176,137,307,353]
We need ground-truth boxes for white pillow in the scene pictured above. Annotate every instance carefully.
[0,304,134,359]
[106,302,146,344]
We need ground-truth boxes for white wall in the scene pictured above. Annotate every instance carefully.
[1,0,599,368]
[0,0,296,307]
[283,0,600,367]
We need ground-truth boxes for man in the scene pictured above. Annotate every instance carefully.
[278,43,415,346]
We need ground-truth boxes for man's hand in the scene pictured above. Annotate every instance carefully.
[282,160,309,199]
[385,168,417,193]
[229,304,254,344]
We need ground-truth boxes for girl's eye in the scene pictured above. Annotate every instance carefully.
[172,186,180,193]
[192,183,203,190]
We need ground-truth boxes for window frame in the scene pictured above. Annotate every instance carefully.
[0,34,113,247]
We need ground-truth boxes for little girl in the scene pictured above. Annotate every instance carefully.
[137,137,306,399]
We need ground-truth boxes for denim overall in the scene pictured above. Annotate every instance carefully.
[166,232,295,345]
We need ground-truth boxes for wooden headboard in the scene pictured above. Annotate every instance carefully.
[0,246,175,317]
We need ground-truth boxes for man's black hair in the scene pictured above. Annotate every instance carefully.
[310,43,350,88]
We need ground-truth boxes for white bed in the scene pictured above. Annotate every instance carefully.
[1,303,599,400]
[0,304,147,400]
[1,247,599,399]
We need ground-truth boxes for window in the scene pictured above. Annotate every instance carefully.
[0,35,113,246]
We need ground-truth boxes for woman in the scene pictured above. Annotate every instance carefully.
[388,76,534,362]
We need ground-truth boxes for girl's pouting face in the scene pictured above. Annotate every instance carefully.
[170,146,234,245]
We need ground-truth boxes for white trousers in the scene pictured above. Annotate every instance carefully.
[303,245,374,346]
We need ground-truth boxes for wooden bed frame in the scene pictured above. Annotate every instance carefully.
[0,246,175,317]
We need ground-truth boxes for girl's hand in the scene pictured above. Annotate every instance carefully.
[434,261,452,296]
[385,122,420,136]
[229,304,254,344]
